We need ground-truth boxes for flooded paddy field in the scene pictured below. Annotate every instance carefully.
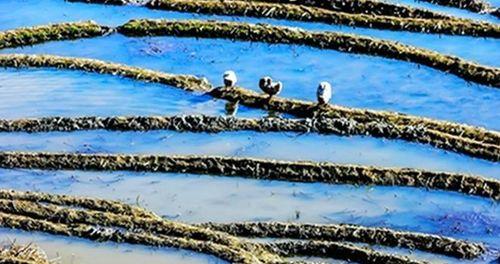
[0,0,498,263]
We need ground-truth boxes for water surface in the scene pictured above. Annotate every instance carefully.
[0,0,498,263]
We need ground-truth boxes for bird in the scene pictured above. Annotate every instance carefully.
[268,81,283,97]
[259,76,272,93]
[316,81,332,105]
[259,76,282,98]
[223,70,237,88]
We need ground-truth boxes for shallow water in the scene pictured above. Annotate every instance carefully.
[0,0,498,263]
[0,130,498,178]
[0,168,498,262]
[0,228,226,264]
[2,36,500,130]
[1,0,499,67]
[385,0,499,22]
[0,69,265,119]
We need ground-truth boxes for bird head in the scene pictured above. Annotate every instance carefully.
[259,76,272,89]
[318,81,331,91]
[223,70,237,87]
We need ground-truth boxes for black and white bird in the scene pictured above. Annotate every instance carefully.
[268,81,283,97]
[223,70,237,88]
[316,81,332,105]
[259,76,272,93]
[259,76,282,98]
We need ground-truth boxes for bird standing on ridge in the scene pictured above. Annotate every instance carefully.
[269,81,283,97]
[223,70,237,88]
[317,81,332,105]
[259,76,272,93]
[259,76,282,98]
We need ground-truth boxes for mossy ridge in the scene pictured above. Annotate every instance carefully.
[0,190,278,262]
[199,221,486,259]
[1,53,498,162]
[0,152,498,199]
[0,212,266,264]
[0,54,211,92]
[211,86,500,145]
[0,190,439,264]
[66,0,458,21]
[249,0,453,20]
[118,19,500,87]
[418,0,499,18]
[211,87,500,161]
[0,21,106,50]
[0,199,275,263]
[144,0,500,37]
[0,113,498,162]
[0,243,50,264]
[0,189,488,263]
[0,189,156,219]
[265,240,427,264]
[3,21,497,88]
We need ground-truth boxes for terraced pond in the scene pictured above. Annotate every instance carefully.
[0,0,498,263]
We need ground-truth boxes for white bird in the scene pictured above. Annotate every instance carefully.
[317,81,332,105]
[223,70,237,88]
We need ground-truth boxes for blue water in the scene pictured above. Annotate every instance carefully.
[0,0,499,263]
[386,0,499,22]
[0,0,499,67]
[0,69,264,118]
[0,131,498,178]
[2,35,500,130]
[0,168,498,262]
